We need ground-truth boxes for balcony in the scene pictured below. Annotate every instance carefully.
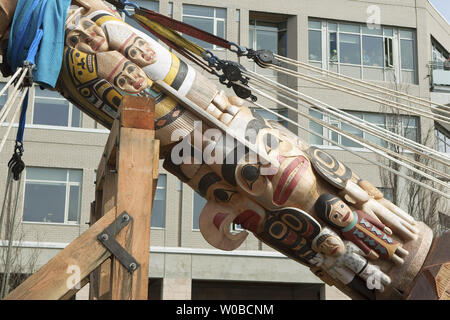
[430,60,450,92]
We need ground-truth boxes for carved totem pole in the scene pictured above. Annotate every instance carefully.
[0,0,447,300]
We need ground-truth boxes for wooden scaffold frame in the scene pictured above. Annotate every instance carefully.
[3,96,160,300]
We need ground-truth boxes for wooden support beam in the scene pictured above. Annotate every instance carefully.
[60,276,89,300]
[5,95,158,300]
[4,207,118,300]
[96,118,119,192]
[90,166,118,300]
[108,96,157,300]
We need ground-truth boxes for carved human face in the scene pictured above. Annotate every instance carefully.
[207,181,264,234]
[110,60,149,94]
[196,170,266,251]
[66,17,108,53]
[316,234,345,257]
[328,199,354,227]
[124,36,157,67]
[235,119,316,210]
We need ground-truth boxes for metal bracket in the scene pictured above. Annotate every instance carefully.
[97,211,140,273]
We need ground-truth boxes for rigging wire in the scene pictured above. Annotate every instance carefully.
[0,67,23,105]
[302,106,450,180]
[245,78,450,180]
[0,68,28,128]
[265,63,450,124]
[274,54,450,114]
[246,84,449,193]
[242,69,450,165]
[0,87,29,154]
[246,90,449,199]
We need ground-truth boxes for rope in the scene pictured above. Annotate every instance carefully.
[275,54,450,114]
[266,64,450,124]
[0,87,29,155]
[246,78,450,181]
[0,68,24,107]
[0,166,23,298]
[247,84,449,193]
[242,69,450,165]
[0,169,12,241]
[0,68,28,128]
[302,106,450,180]
[247,92,449,199]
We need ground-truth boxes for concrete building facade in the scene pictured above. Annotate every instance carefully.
[0,0,448,300]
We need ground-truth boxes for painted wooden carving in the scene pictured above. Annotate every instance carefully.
[0,0,441,300]
[310,228,391,299]
[314,194,409,265]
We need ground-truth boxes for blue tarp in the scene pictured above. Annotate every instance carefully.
[7,0,72,88]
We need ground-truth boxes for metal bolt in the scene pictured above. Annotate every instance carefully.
[100,233,109,241]
[122,214,130,222]
[129,262,137,271]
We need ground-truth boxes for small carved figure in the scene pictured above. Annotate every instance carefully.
[309,229,375,299]
[314,194,409,265]
[312,228,391,292]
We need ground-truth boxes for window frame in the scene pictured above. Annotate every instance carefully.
[0,83,7,106]
[182,4,227,50]
[308,18,417,84]
[435,123,450,154]
[31,85,82,129]
[192,191,207,231]
[123,1,160,40]
[249,18,288,77]
[192,190,244,233]
[250,107,288,128]
[150,173,167,229]
[22,167,83,225]
[308,109,420,150]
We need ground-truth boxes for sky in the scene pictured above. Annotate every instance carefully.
[429,0,450,24]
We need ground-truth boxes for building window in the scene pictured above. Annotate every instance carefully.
[308,19,322,63]
[33,86,81,128]
[193,191,207,230]
[0,83,6,106]
[192,191,242,232]
[23,167,82,224]
[432,38,449,63]
[124,0,159,40]
[309,110,419,149]
[308,19,417,84]
[363,32,384,67]
[151,174,166,228]
[339,26,361,65]
[435,124,450,154]
[249,14,288,77]
[386,115,419,144]
[399,30,416,83]
[182,4,226,50]
[168,2,173,18]
[251,108,288,127]
[249,19,287,57]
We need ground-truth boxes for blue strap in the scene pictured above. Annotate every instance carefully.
[14,0,48,150]
[16,89,29,146]
[26,0,48,65]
